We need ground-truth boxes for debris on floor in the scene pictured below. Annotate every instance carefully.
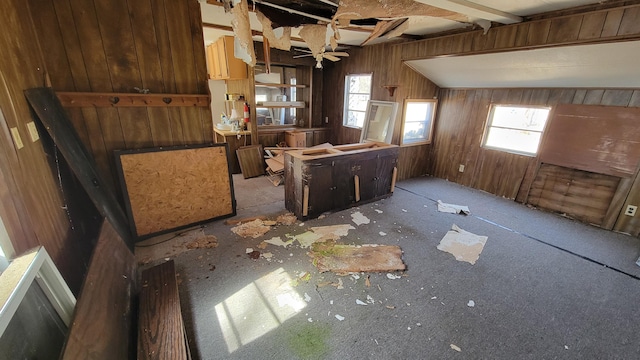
[185,234,218,249]
[467,300,475,307]
[334,314,345,321]
[225,216,267,225]
[264,236,294,248]
[285,224,355,248]
[437,224,487,265]
[276,212,298,225]
[450,344,462,352]
[309,224,355,241]
[309,242,406,273]
[437,200,470,215]
[351,211,370,225]
[231,219,272,238]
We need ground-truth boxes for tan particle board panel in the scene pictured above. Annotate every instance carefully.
[115,144,235,239]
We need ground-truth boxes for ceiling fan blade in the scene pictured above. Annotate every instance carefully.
[292,54,314,58]
[325,52,349,57]
[323,54,341,62]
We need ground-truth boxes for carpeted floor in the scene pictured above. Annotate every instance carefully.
[137,174,640,359]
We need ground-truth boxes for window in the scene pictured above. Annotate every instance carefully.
[343,74,372,128]
[483,105,551,156]
[401,99,437,146]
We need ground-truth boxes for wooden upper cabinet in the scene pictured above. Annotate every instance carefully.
[206,36,247,80]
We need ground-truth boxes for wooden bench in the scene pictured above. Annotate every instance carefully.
[60,221,189,359]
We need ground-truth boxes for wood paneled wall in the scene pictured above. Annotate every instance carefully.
[0,0,96,293]
[323,2,640,234]
[322,43,439,181]
[28,0,213,194]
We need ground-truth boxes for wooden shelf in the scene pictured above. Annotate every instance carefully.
[255,83,307,88]
[256,101,306,108]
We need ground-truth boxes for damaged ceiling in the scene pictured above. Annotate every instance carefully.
[202,0,606,49]
[202,0,615,78]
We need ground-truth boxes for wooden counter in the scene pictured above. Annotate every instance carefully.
[214,128,251,174]
[284,142,399,220]
[258,127,330,147]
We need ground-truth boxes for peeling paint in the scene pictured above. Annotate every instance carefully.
[257,10,292,51]
[230,0,256,66]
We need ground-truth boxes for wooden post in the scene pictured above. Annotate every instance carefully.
[302,185,309,217]
[391,167,398,193]
[354,175,360,202]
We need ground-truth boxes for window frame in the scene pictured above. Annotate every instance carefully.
[481,104,552,156]
[400,99,438,146]
[342,73,373,129]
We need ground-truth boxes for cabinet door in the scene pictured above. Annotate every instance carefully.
[352,159,378,203]
[332,161,355,210]
[216,38,229,79]
[306,161,334,218]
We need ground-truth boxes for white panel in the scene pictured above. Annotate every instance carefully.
[405,41,640,89]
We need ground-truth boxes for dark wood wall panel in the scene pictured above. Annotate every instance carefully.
[528,164,620,226]
[540,104,640,178]
[0,0,96,293]
[322,43,438,181]
[29,0,213,193]
[434,88,639,201]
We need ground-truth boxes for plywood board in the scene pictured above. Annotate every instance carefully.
[115,144,235,239]
[309,243,405,273]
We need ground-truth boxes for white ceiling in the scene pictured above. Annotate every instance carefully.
[404,41,640,89]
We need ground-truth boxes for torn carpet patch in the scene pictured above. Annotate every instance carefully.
[437,224,487,265]
[309,243,406,273]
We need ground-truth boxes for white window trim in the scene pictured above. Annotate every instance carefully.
[343,73,372,129]
[481,104,551,157]
[400,99,438,147]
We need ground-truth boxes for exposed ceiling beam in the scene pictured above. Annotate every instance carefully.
[252,0,333,23]
[414,0,522,24]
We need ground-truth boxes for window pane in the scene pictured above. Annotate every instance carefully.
[485,127,542,154]
[348,94,370,111]
[403,121,427,141]
[491,106,549,131]
[405,102,432,122]
[347,110,366,127]
[349,75,371,93]
[401,100,436,145]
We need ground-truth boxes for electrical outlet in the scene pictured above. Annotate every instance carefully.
[458,164,465,173]
[10,127,24,149]
[625,205,637,217]
[26,122,40,142]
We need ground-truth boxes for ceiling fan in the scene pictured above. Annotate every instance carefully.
[292,48,349,67]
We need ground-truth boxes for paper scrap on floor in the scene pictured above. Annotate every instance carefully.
[285,224,355,248]
[437,200,470,215]
[437,224,487,265]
